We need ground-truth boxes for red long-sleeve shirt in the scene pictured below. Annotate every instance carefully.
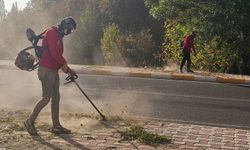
[39,26,66,71]
[183,35,196,53]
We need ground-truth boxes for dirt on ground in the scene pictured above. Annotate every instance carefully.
[0,108,117,149]
[0,108,171,150]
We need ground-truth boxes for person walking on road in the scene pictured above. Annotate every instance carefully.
[180,31,197,73]
[24,17,77,135]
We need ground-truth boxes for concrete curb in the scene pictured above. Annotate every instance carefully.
[71,66,250,85]
[1,60,250,85]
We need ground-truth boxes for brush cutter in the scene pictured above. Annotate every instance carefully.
[64,74,106,121]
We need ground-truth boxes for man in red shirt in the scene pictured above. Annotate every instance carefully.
[24,17,77,135]
[180,31,197,73]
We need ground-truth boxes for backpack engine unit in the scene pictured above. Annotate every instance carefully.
[15,28,46,71]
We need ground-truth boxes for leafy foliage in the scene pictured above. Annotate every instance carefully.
[101,23,124,65]
[101,23,155,66]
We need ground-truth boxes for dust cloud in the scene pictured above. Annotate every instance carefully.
[0,67,154,120]
[0,10,66,60]
[60,82,154,119]
[164,61,179,72]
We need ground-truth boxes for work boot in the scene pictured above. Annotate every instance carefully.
[52,125,71,134]
[24,119,38,135]
[180,67,183,73]
[187,69,194,73]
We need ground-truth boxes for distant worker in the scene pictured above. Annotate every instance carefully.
[180,31,197,73]
[24,17,77,135]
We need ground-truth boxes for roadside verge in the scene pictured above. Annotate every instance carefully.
[1,60,250,85]
[70,64,250,85]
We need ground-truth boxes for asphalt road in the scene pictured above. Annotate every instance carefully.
[1,69,250,128]
[75,73,250,128]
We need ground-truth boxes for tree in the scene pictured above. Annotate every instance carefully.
[101,23,124,65]
[0,0,162,67]
[69,3,103,64]
[101,23,155,66]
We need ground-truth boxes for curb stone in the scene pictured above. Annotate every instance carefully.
[69,64,250,85]
[0,59,249,85]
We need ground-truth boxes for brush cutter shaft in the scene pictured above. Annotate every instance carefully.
[73,80,106,119]
[65,75,105,120]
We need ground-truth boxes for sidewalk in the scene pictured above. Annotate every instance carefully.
[1,109,250,149]
[50,119,250,149]
[73,120,250,149]
[29,120,250,149]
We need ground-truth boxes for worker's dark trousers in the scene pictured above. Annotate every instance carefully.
[180,49,191,70]
[29,66,60,127]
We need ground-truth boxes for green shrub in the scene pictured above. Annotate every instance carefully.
[101,23,125,65]
[101,23,155,66]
